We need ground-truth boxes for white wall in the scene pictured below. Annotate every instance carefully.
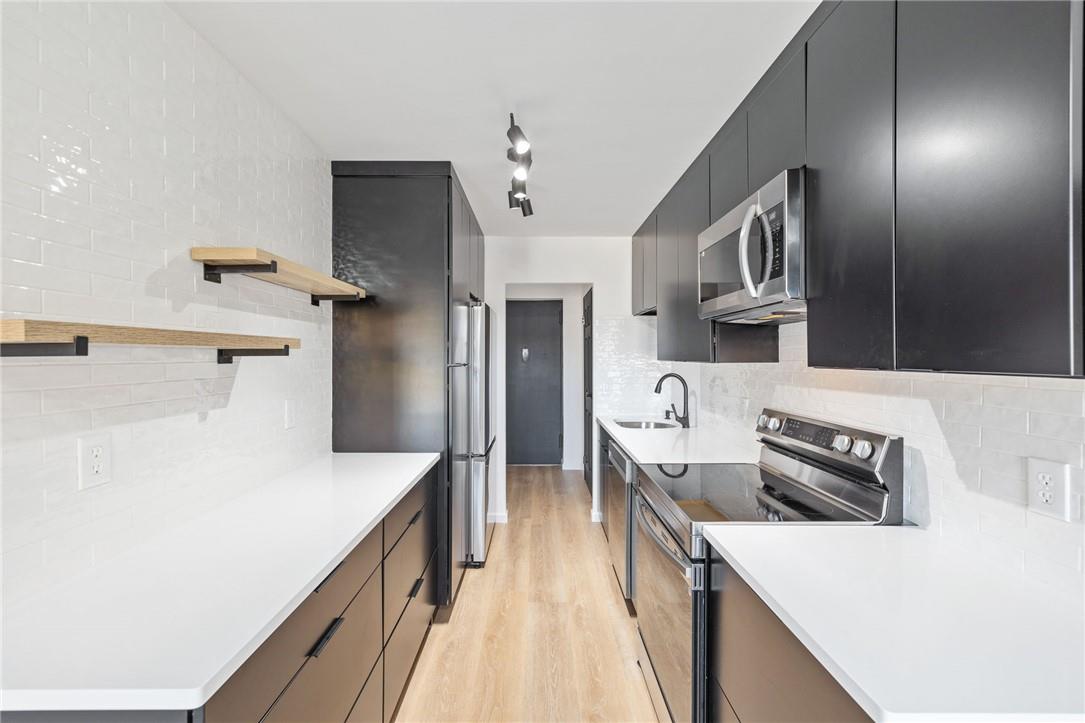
[486,237,698,522]
[697,323,1085,592]
[506,283,588,472]
[0,1,332,604]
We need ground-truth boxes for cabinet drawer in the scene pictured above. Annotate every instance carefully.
[205,526,382,723]
[346,656,383,723]
[383,503,432,641]
[384,549,437,723]
[709,677,740,723]
[710,554,868,722]
[263,568,383,723]
[384,478,427,556]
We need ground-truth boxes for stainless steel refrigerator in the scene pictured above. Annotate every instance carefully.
[450,302,495,581]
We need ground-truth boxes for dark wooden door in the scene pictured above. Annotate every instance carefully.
[895,1,1080,375]
[805,0,896,370]
[747,47,806,191]
[582,288,593,488]
[506,300,563,464]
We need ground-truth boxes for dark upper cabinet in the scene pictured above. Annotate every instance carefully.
[895,1,1082,376]
[632,214,657,315]
[656,156,713,361]
[747,48,806,192]
[805,0,896,370]
[468,209,485,301]
[450,179,470,304]
[708,113,749,225]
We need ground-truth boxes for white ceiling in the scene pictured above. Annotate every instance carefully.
[172,1,818,237]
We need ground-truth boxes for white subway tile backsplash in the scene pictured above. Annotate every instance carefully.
[1,0,332,604]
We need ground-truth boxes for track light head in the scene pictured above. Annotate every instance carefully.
[511,150,532,181]
[508,190,522,209]
[511,177,527,199]
[520,198,534,217]
[507,113,530,155]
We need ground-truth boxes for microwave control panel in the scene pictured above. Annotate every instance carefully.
[762,203,784,280]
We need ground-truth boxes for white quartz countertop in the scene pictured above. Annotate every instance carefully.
[702,524,1085,722]
[598,415,759,465]
[1,452,440,712]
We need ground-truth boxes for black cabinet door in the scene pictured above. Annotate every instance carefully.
[805,0,896,370]
[747,48,806,191]
[643,213,657,312]
[632,214,658,315]
[468,211,483,301]
[708,113,749,224]
[657,155,714,361]
[450,179,470,304]
[896,1,1081,375]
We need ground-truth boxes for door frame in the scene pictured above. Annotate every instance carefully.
[505,299,564,465]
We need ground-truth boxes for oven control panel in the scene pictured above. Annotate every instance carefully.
[780,417,837,449]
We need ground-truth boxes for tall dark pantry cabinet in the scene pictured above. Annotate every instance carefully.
[331,161,485,613]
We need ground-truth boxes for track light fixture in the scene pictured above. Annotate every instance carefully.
[505,113,535,217]
[507,113,530,155]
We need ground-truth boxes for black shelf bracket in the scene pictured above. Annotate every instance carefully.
[203,260,278,284]
[0,335,89,358]
[310,292,362,306]
[217,345,290,364]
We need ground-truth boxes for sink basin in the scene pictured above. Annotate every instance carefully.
[614,420,679,429]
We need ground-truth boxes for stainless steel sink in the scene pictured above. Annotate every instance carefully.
[614,420,679,429]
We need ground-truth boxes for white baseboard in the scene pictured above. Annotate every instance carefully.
[591,509,603,523]
[487,510,508,523]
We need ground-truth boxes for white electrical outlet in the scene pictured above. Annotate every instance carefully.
[78,434,112,490]
[284,399,296,430]
[1027,457,1074,521]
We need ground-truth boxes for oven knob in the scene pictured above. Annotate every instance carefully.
[757,414,769,428]
[852,439,875,460]
[831,434,853,454]
[766,417,782,432]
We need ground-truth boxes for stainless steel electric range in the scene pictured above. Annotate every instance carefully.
[633,409,904,723]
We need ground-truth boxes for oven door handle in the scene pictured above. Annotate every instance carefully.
[635,495,693,583]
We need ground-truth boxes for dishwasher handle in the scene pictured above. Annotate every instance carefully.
[635,494,693,580]
[607,444,630,482]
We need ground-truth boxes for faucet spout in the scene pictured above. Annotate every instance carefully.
[653,373,690,428]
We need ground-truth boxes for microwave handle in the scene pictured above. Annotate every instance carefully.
[738,204,761,298]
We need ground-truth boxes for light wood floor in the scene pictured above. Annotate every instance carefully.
[396,466,657,723]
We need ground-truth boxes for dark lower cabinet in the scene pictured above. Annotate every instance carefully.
[263,569,382,723]
[805,0,896,370]
[747,47,806,192]
[203,473,436,723]
[384,549,438,723]
[895,0,1082,376]
[203,527,382,723]
[346,658,383,723]
[709,551,870,722]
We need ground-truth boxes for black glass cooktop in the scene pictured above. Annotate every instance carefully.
[638,462,863,524]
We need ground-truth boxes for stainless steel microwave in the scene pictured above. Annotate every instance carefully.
[697,167,805,324]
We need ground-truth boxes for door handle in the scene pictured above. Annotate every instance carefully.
[738,204,762,298]
[308,617,344,658]
[521,347,529,363]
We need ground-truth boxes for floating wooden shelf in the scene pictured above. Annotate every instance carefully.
[0,320,300,364]
[190,247,366,305]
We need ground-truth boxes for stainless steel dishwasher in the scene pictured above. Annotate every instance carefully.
[605,442,635,602]
[634,487,701,723]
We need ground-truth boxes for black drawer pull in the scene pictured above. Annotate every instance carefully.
[313,560,344,593]
[408,507,423,526]
[408,577,424,598]
[308,617,344,658]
